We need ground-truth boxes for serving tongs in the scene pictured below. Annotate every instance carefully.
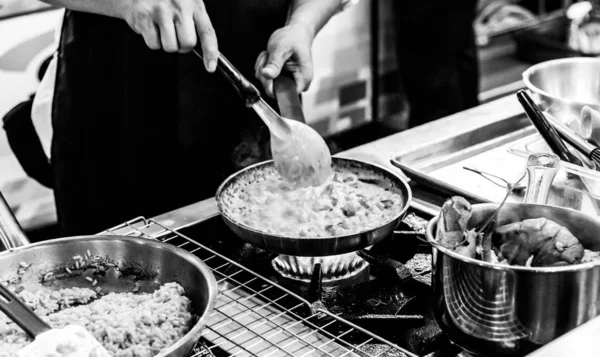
[517,90,600,215]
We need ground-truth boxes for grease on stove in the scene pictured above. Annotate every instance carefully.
[322,280,417,317]
[405,254,432,286]
[357,345,409,357]
[402,213,429,234]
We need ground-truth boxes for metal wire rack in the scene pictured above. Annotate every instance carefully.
[101,217,418,357]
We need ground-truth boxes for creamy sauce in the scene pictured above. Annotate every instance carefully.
[228,170,404,237]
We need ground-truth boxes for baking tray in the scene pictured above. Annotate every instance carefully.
[390,113,535,205]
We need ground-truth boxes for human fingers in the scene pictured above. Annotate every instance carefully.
[154,4,178,52]
[193,2,219,72]
[175,14,197,53]
[254,51,272,95]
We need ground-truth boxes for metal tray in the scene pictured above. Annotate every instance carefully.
[391,113,600,216]
[390,113,535,205]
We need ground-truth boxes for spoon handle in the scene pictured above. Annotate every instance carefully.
[0,283,51,338]
[192,50,260,107]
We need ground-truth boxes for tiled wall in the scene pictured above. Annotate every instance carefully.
[304,0,406,137]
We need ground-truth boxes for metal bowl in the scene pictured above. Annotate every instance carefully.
[523,57,600,121]
[216,157,412,257]
[426,202,600,357]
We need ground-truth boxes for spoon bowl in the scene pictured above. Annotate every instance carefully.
[191,49,332,187]
[252,99,332,187]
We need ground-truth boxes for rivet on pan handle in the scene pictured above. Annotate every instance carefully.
[0,191,31,252]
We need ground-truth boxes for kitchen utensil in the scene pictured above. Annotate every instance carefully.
[192,50,331,188]
[426,152,600,356]
[545,109,600,168]
[216,157,412,257]
[356,250,412,283]
[475,171,527,235]
[0,192,217,357]
[462,166,526,193]
[522,57,600,122]
[519,90,600,213]
[0,283,110,356]
[581,105,600,146]
[273,73,306,123]
[517,90,584,166]
[524,153,560,204]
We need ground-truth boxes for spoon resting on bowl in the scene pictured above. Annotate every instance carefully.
[192,50,332,188]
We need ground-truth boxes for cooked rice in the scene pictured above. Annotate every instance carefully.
[0,282,193,357]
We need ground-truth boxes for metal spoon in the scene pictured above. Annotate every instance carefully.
[0,283,110,356]
[192,50,332,188]
[463,166,527,193]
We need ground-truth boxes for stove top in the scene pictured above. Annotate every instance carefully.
[179,209,467,357]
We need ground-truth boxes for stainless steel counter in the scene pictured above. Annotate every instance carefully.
[151,94,524,229]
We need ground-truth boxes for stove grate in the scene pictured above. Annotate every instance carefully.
[101,217,418,357]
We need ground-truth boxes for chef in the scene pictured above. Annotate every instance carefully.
[34,0,347,235]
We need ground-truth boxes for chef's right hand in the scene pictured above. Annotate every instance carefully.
[118,0,219,72]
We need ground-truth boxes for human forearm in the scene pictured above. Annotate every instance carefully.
[39,0,123,18]
[39,0,219,70]
[287,0,344,39]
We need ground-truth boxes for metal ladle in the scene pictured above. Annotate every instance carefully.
[192,50,332,188]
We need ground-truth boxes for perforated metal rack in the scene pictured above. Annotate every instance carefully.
[101,217,418,357]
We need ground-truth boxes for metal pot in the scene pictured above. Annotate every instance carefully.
[426,153,600,356]
[0,193,218,357]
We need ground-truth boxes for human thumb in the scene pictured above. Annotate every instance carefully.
[261,46,290,79]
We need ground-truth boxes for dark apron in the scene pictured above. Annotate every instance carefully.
[393,0,479,128]
[51,1,291,235]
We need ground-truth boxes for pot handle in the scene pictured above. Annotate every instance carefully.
[0,192,31,252]
[524,153,560,204]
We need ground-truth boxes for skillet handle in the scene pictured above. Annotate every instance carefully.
[0,282,51,338]
[0,191,30,252]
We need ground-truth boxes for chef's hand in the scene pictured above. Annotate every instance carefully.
[255,24,314,97]
[119,0,219,72]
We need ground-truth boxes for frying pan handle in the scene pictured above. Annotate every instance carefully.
[0,282,51,338]
[0,192,30,251]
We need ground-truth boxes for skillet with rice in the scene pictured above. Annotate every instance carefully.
[0,193,217,357]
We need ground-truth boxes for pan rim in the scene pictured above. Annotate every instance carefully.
[215,157,413,241]
[426,202,600,273]
[0,234,218,357]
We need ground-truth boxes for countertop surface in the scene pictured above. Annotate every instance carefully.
[151,94,525,230]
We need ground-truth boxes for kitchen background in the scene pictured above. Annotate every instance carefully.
[0,0,581,236]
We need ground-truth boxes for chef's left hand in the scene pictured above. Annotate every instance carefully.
[254,24,314,97]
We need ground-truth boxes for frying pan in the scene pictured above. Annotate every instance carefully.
[216,157,412,257]
[0,193,217,357]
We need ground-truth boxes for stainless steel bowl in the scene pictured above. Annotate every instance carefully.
[426,203,600,357]
[523,57,600,121]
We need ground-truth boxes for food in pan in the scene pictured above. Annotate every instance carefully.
[437,196,600,267]
[229,169,404,237]
[0,282,193,357]
[0,252,195,357]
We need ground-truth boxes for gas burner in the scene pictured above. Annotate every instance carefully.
[271,252,369,286]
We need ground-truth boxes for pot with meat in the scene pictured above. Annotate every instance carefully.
[426,153,600,356]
